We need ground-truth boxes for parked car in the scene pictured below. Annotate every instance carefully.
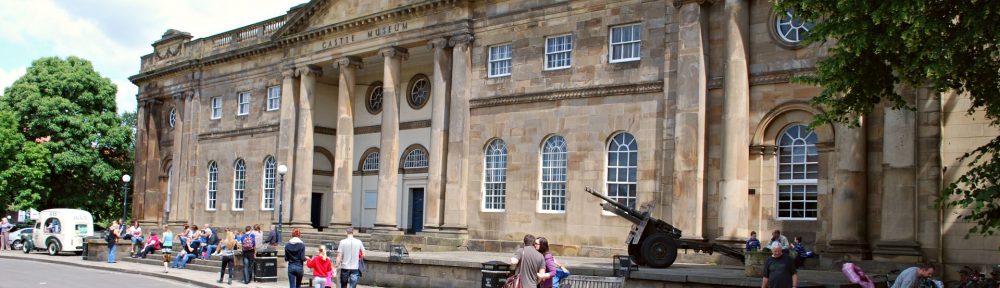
[22,209,94,256]
[8,228,33,250]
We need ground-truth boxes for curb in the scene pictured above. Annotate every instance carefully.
[0,254,220,288]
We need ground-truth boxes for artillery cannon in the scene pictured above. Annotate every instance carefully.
[584,187,744,268]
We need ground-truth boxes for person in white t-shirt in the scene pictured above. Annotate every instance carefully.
[336,227,366,288]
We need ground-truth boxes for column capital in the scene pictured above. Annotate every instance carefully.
[282,66,297,78]
[673,0,714,8]
[428,37,449,50]
[296,65,323,78]
[334,56,363,70]
[448,33,474,48]
[172,91,193,101]
[379,46,409,60]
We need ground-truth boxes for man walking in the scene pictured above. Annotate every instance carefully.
[510,234,546,288]
[762,242,797,288]
[336,227,366,288]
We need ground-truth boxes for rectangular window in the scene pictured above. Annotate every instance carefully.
[211,97,222,119]
[237,92,250,116]
[609,23,642,63]
[488,44,512,78]
[545,34,573,70]
[266,86,280,111]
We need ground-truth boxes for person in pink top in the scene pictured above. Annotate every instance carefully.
[134,232,161,258]
[535,237,560,288]
[126,221,143,257]
[306,246,334,288]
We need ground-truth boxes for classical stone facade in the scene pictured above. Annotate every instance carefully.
[130,0,1000,273]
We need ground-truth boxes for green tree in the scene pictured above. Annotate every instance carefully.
[0,56,133,223]
[773,1,1000,237]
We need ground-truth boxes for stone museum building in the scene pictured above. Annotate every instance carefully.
[130,0,999,271]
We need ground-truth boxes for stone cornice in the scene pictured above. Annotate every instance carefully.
[470,81,664,109]
[707,68,816,90]
[354,120,432,135]
[198,124,280,141]
[673,0,714,8]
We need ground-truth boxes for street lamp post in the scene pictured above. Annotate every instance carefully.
[276,164,287,244]
[122,174,131,223]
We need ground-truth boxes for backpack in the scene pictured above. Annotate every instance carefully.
[241,233,255,252]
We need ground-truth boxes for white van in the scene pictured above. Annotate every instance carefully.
[22,209,94,255]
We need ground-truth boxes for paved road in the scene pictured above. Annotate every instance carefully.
[0,258,184,288]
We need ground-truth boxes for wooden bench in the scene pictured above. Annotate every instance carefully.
[561,275,626,288]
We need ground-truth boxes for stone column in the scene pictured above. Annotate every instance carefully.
[330,57,361,228]
[134,100,152,224]
[718,0,750,240]
[167,92,187,224]
[292,65,322,228]
[443,34,473,231]
[426,37,451,230]
[875,98,921,260]
[375,46,407,231]
[276,66,298,225]
[828,120,867,252]
[671,0,709,240]
[183,90,201,220]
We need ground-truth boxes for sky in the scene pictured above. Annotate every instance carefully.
[0,0,306,114]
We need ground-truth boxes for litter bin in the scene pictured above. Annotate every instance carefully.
[322,241,338,259]
[81,237,99,260]
[254,250,278,282]
[481,260,511,288]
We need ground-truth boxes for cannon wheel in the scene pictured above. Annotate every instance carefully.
[628,244,646,265]
[641,232,678,268]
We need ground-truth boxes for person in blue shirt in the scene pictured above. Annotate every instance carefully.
[746,231,761,251]
[792,236,817,268]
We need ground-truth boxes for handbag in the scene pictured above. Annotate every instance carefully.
[503,250,524,288]
[358,249,367,276]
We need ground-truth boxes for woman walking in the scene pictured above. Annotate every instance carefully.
[306,245,334,288]
[284,229,306,288]
[217,231,238,285]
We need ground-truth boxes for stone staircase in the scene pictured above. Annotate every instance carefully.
[120,252,250,282]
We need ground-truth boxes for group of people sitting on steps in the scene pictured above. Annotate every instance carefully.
[746,229,818,268]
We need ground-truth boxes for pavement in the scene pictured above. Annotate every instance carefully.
[0,250,378,288]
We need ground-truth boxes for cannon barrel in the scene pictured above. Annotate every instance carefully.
[585,186,646,218]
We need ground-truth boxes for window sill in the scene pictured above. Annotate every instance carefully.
[481,209,506,213]
[609,58,640,64]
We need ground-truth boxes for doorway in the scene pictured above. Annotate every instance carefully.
[311,193,322,229]
[361,190,377,229]
[408,188,424,234]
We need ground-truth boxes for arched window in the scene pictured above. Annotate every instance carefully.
[606,132,638,209]
[540,135,568,212]
[774,8,814,46]
[262,156,276,210]
[483,139,508,212]
[206,161,218,210]
[402,145,429,169]
[233,158,246,210]
[777,124,818,219]
[168,108,176,128]
[362,151,380,172]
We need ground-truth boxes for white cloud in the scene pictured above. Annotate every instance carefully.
[0,0,305,113]
[0,67,26,93]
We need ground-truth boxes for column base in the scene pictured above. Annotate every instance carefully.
[825,239,870,261]
[873,240,922,262]
[326,222,353,232]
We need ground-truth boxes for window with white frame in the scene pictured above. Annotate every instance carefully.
[540,135,568,212]
[609,23,642,63]
[545,34,573,70]
[362,152,380,172]
[237,92,250,116]
[483,139,507,212]
[262,156,276,210]
[606,132,638,209]
[266,86,281,111]
[207,161,218,210]
[488,44,512,77]
[211,97,222,119]
[233,158,246,210]
[777,124,819,219]
[402,148,428,169]
[774,8,814,45]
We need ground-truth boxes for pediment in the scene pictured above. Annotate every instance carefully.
[274,0,430,39]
